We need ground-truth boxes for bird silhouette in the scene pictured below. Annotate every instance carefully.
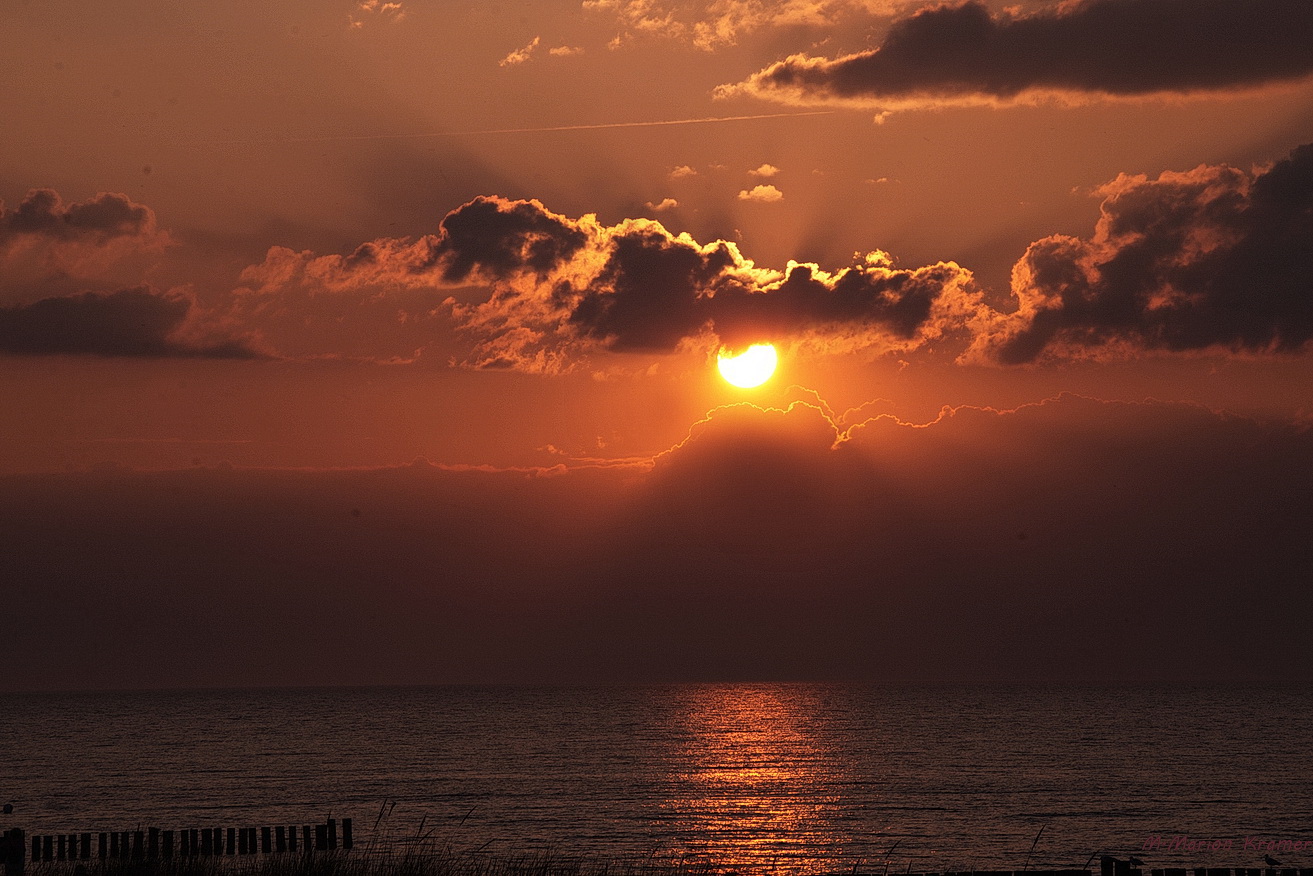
[1263,856,1282,868]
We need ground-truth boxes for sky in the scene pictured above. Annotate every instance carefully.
[3,0,1313,690]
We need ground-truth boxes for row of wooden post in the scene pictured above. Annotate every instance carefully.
[870,871,1313,876]
[10,819,351,872]
[1098,857,1313,876]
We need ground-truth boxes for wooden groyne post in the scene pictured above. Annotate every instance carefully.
[27,819,351,863]
[2,828,24,876]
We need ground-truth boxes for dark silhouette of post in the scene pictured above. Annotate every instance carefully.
[342,819,353,850]
[2,828,24,876]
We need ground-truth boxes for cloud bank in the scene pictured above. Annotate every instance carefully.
[723,0,1313,108]
[0,288,259,359]
[3,395,1309,688]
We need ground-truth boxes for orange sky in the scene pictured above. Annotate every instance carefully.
[3,0,1313,687]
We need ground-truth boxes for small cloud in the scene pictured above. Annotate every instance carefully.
[499,36,540,67]
[645,198,678,212]
[607,33,626,50]
[737,184,783,203]
[748,163,780,178]
[669,165,698,179]
[863,177,890,184]
[548,45,584,57]
[349,0,405,27]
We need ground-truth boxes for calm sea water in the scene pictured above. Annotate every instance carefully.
[4,685,1312,873]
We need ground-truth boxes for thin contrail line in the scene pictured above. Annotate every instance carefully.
[181,111,835,147]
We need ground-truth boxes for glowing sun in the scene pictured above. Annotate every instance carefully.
[717,343,778,388]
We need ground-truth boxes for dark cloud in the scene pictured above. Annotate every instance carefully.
[567,225,727,352]
[422,196,591,284]
[724,0,1313,107]
[0,188,169,303]
[1,188,155,243]
[0,287,260,358]
[1,395,1309,689]
[984,143,1313,363]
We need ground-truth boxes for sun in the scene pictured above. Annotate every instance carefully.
[717,343,778,388]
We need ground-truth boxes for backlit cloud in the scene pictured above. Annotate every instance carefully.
[748,163,781,178]
[976,143,1313,363]
[433,199,982,368]
[239,196,981,369]
[722,0,1313,108]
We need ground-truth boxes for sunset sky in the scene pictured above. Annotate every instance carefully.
[3,0,1313,689]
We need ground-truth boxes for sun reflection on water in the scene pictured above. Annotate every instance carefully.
[659,685,851,873]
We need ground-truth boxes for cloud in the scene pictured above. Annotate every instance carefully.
[669,165,698,179]
[975,143,1313,363]
[645,198,679,212]
[435,198,980,368]
[0,287,259,358]
[1,188,156,243]
[499,36,540,67]
[737,184,783,202]
[748,163,780,178]
[349,0,406,28]
[722,0,1313,108]
[238,196,982,369]
[585,0,914,50]
[548,45,585,57]
[0,189,168,300]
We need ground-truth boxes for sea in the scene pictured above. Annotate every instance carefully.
[4,685,1312,874]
